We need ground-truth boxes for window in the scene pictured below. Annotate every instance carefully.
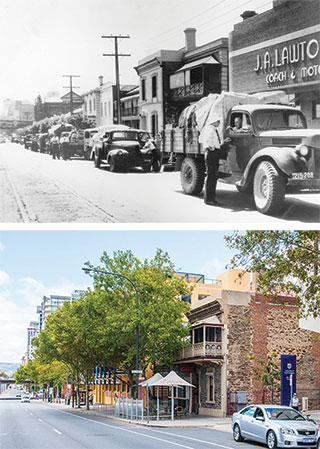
[101,103,103,116]
[181,294,191,304]
[93,98,96,111]
[312,101,320,119]
[194,327,203,343]
[190,67,202,85]
[205,326,222,342]
[141,79,146,101]
[207,373,215,403]
[241,406,255,416]
[152,75,157,98]
[198,294,209,300]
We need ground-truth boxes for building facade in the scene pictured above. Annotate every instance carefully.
[36,295,71,332]
[135,29,229,134]
[229,0,320,128]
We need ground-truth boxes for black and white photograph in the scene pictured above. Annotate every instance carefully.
[0,0,319,223]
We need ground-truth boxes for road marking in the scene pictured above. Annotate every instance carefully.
[58,410,196,448]
[38,418,43,422]
[148,428,236,449]
[53,428,62,435]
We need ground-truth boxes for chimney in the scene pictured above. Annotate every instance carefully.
[98,75,104,86]
[184,28,197,52]
[240,10,257,20]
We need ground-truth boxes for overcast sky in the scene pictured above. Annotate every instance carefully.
[0,230,235,363]
[0,0,272,102]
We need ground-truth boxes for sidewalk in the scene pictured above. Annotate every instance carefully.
[39,401,320,430]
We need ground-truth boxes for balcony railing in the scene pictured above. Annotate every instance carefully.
[170,82,221,101]
[122,107,139,117]
[179,342,223,360]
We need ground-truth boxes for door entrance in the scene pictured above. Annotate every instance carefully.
[191,372,199,414]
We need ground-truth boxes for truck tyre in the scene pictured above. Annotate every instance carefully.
[180,157,205,195]
[109,156,120,173]
[253,161,286,215]
[94,150,101,168]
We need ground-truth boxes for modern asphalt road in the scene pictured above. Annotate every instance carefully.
[0,399,267,449]
[1,142,319,223]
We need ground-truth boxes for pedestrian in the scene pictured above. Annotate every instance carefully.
[89,394,93,406]
[290,392,299,411]
[143,136,161,172]
[199,114,230,206]
[51,135,60,160]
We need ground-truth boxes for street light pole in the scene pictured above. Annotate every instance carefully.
[82,267,140,400]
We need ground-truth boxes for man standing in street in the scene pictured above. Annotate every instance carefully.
[199,114,229,206]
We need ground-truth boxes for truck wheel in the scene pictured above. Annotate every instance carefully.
[94,151,101,168]
[180,157,205,195]
[109,156,120,173]
[253,161,286,215]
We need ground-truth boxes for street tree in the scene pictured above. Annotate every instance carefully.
[250,352,281,403]
[225,230,320,318]
[0,372,8,378]
[83,248,192,394]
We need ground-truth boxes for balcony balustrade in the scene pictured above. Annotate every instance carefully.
[179,341,223,360]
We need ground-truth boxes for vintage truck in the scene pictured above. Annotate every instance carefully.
[162,92,320,215]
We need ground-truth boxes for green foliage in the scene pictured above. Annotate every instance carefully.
[83,248,192,376]
[225,231,320,318]
[14,359,67,389]
[250,352,281,403]
[0,372,8,378]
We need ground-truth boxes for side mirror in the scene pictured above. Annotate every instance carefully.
[256,416,265,422]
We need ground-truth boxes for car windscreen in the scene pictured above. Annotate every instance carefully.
[264,408,305,421]
[253,110,307,131]
[112,131,139,141]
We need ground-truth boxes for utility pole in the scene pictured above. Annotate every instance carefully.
[102,35,130,124]
[62,75,80,115]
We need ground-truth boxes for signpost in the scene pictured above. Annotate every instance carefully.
[281,355,296,406]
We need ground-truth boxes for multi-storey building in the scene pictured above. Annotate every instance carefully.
[26,321,39,361]
[36,295,72,332]
[134,29,229,134]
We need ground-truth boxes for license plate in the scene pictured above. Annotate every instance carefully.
[303,438,314,443]
[292,172,314,179]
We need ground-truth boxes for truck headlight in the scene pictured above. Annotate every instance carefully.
[280,428,296,435]
[295,144,309,157]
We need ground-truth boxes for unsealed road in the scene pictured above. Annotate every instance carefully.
[1,143,319,223]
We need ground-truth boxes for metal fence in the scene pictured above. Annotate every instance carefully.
[114,397,144,420]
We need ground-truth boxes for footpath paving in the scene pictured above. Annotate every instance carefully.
[39,400,320,430]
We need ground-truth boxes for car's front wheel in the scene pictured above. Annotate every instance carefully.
[253,160,286,215]
[233,424,244,442]
[267,430,278,449]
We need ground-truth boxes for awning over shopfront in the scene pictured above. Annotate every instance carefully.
[174,56,220,74]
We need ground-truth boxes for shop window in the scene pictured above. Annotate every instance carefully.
[207,373,215,403]
[194,327,203,343]
[312,101,320,119]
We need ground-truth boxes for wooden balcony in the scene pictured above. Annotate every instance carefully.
[179,342,223,360]
[170,82,221,102]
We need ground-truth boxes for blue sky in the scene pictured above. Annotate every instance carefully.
[0,230,236,362]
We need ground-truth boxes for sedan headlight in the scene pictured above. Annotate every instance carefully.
[295,144,310,158]
[280,428,296,435]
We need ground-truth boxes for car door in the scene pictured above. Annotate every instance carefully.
[247,407,267,443]
[239,406,256,437]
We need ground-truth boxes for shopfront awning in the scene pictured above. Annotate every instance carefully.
[174,56,220,73]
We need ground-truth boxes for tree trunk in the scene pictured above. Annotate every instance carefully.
[72,382,75,408]
[86,382,89,411]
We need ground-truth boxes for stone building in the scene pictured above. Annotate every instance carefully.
[134,29,228,134]
[229,0,320,128]
[175,270,320,416]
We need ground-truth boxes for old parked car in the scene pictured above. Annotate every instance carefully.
[232,405,318,449]
[21,395,30,403]
[91,126,153,172]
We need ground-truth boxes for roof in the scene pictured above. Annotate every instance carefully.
[152,371,195,388]
[174,55,220,73]
[139,373,163,387]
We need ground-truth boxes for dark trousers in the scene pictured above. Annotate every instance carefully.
[204,149,220,203]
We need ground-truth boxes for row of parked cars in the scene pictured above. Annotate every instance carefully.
[18,124,158,172]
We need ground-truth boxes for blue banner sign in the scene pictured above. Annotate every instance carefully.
[281,355,296,406]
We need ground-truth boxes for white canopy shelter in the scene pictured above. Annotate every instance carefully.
[152,371,195,420]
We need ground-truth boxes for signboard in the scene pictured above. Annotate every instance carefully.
[179,364,195,373]
[281,355,296,406]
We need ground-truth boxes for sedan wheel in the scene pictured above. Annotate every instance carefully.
[233,424,244,442]
[267,430,278,449]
